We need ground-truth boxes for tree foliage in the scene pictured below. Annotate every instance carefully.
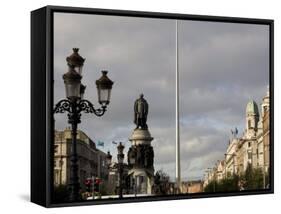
[241,164,264,190]
[204,165,267,193]
[204,175,239,193]
[153,170,171,195]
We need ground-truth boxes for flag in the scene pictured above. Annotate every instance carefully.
[112,141,117,145]
[97,141,104,147]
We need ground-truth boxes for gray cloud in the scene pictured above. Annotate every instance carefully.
[54,13,269,181]
[54,13,176,177]
[179,20,269,180]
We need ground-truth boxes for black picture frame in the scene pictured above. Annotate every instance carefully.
[31,5,274,208]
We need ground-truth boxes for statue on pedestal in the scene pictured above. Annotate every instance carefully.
[128,94,154,195]
[134,94,149,129]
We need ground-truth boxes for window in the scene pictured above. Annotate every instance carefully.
[248,120,251,129]
[54,145,59,154]
[54,170,60,185]
[248,142,251,147]
[248,152,252,160]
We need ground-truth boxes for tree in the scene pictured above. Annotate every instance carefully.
[242,164,263,190]
[153,170,171,195]
[204,174,239,193]
[204,180,218,193]
[217,174,239,192]
[204,165,267,193]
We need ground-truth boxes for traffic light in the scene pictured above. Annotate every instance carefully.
[84,178,93,192]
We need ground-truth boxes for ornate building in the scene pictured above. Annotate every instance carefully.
[238,90,270,174]
[263,107,270,174]
[53,128,108,191]
[232,89,270,176]
[204,88,270,188]
[245,100,260,139]
[216,160,225,181]
[258,89,270,174]
[225,137,239,176]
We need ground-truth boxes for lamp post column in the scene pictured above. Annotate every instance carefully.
[118,163,123,198]
[68,101,81,201]
[117,142,124,198]
[54,48,114,202]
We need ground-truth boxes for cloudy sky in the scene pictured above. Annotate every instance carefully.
[54,13,269,181]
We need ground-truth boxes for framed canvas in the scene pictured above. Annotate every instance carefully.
[31,5,274,207]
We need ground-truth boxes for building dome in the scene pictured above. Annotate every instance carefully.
[246,100,259,116]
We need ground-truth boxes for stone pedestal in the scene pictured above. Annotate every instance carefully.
[127,128,154,195]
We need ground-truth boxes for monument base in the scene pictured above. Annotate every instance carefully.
[128,168,154,194]
[128,128,155,195]
[130,128,153,145]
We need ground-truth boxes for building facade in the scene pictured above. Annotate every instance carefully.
[53,128,109,191]
[204,88,270,188]
[216,160,225,181]
[225,138,239,176]
[182,181,203,193]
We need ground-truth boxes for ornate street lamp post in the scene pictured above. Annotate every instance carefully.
[106,151,113,194]
[106,151,112,167]
[117,142,125,198]
[54,48,114,202]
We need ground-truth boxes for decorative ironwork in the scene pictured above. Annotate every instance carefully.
[54,99,72,114]
[54,99,107,116]
[78,99,107,116]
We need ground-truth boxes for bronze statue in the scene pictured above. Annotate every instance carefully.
[134,94,149,129]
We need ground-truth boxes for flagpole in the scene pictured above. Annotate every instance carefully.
[175,19,181,193]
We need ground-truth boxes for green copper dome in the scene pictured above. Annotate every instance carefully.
[246,100,259,116]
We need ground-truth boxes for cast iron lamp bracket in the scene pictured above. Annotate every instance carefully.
[54,99,107,117]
